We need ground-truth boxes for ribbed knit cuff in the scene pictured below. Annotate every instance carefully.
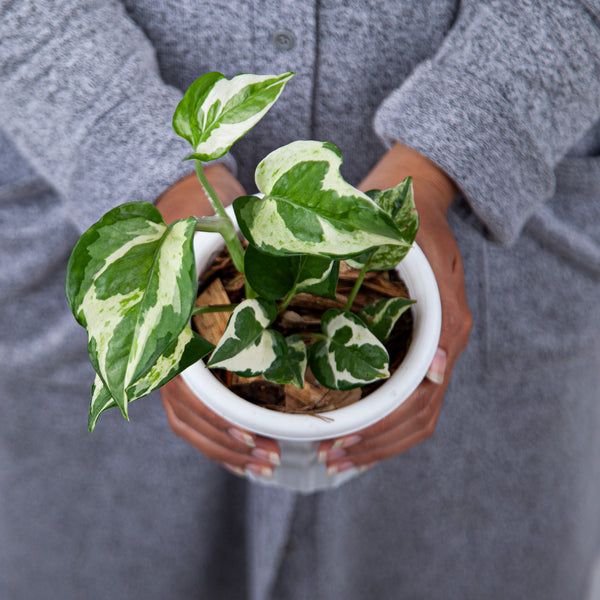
[374,60,555,246]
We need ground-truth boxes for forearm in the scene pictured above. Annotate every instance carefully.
[359,142,459,214]
[374,0,600,245]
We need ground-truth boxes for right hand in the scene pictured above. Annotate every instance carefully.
[156,163,281,478]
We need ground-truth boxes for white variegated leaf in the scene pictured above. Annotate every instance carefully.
[88,326,213,432]
[234,141,410,259]
[295,257,339,298]
[263,334,308,389]
[308,309,390,390]
[359,297,416,342]
[89,375,117,432]
[347,180,419,271]
[173,71,294,161]
[66,202,199,418]
[207,298,280,375]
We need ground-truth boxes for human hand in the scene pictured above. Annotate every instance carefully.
[156,164,281,477]
[161,376,281,478]
[319,143,473,475]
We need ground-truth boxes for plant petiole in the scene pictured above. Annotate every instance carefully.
[192,303,238,316]
[345,251,375,311]
[195,160,245,274]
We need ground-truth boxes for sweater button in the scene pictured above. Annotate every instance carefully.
[272,29,296,51]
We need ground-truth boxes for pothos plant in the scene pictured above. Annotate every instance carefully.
[66,71,419,432]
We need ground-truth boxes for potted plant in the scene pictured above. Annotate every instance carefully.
[66,71,441,492]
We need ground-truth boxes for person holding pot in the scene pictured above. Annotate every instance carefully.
[2,1,600,599]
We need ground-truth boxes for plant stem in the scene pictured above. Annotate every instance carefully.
[195,160,245,274]
[277,256,306,314]
[192,303,238,316]
[345,252,374,311]
[312,333,328,342]
[278,287,297,313]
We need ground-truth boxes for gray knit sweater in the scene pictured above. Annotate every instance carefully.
[2,2,600,599]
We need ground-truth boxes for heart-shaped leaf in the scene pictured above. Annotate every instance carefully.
[173,71,294,161]
[263,334,307,389]
[233,141,411,259]
[66,201,200,418]
[308,309,389,390]
[359,297,416,342]
[347,179,419,271]
[244,244,301,300]
[207,298,281,376]
[244,245,339,300]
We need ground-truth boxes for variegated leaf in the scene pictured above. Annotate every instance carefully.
[347,179,419,271]
[233,141,410,259]
[295,256,339,298]
[359,297,416,343]
[173,71,294,161]
[207,298,281,376]
[65,201,199,418]
[263,334,307,389]
[88,326,213,432]
[89,375,116,433]
[244,245,339,300]
[308,309,390,390]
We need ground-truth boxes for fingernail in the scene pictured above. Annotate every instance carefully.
[426,347,447,385]
[223,463,246,478]
[326,460,355,476]
[332,434,362,450]
[246,463,274,478]
[251,447,281,466]
[322,447,347,463]
[356,462,377,474]
[228,427,256,448]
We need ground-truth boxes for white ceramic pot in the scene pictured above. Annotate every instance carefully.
[182,210,441,493]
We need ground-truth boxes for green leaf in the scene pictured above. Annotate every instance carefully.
[359,297,416,342]
[263,334,308,389]
[295,256,339,298]
[308,309,390,390]
[233,141,411,260]
[87,327,213,431]
[65,201,198,418]
[173,71,294,161]
[88,375,117,433]
[244,244,301,300]
[207,298,281,376]
[244,246,339,301]
[347,179,419,271]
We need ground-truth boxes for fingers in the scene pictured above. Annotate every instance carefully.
[318,378,446,472]
[161,376,280,478]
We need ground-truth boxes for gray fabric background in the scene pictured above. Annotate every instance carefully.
[1,1,600,598]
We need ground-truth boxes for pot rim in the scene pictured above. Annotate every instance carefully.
[181,211,441,441]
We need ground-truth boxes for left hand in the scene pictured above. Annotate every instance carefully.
[318,143,473,475]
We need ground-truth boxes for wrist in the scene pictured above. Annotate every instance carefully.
[361,142,458,215]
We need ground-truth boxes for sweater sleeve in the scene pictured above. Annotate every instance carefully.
[0,0,234,231]
[374,0,600,245]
